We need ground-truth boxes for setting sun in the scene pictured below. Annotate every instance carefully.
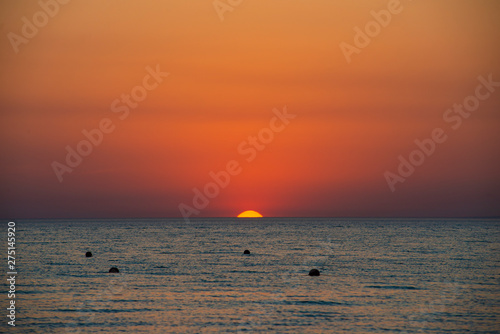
[237,210,263,218]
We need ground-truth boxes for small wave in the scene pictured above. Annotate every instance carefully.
[63,308,160,313]
[464,240,492,243]
[283,300,344,306]
[365,285,418,290]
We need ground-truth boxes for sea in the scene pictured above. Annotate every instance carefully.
[2,218,499,333]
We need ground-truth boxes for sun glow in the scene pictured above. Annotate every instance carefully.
[237,210,263,218]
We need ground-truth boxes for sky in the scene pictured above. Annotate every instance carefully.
[1,0,499,219]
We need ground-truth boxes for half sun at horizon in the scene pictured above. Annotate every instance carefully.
[237,210,263,218]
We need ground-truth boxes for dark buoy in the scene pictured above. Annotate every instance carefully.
[109,267,119,273]
[243,249,250,255]
[85,251,92,258]
[308,269,320,276]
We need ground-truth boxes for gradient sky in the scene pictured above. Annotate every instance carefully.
[1,0,499,219]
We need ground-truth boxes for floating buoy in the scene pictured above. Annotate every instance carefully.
[85,252,92,258]
[243,250,250,255]
[308,269,320,276]
[109,267,119,273]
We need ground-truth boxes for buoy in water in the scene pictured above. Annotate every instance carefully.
[109,267,119,273]
[85,251,92,258]
[243,249,250,255]
[308,269,320,276]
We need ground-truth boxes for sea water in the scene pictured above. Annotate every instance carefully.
[2,218,499,333]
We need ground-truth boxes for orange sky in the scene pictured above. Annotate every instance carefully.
[1,0,499,218]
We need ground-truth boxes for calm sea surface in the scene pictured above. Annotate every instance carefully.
[2,218,499,333]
